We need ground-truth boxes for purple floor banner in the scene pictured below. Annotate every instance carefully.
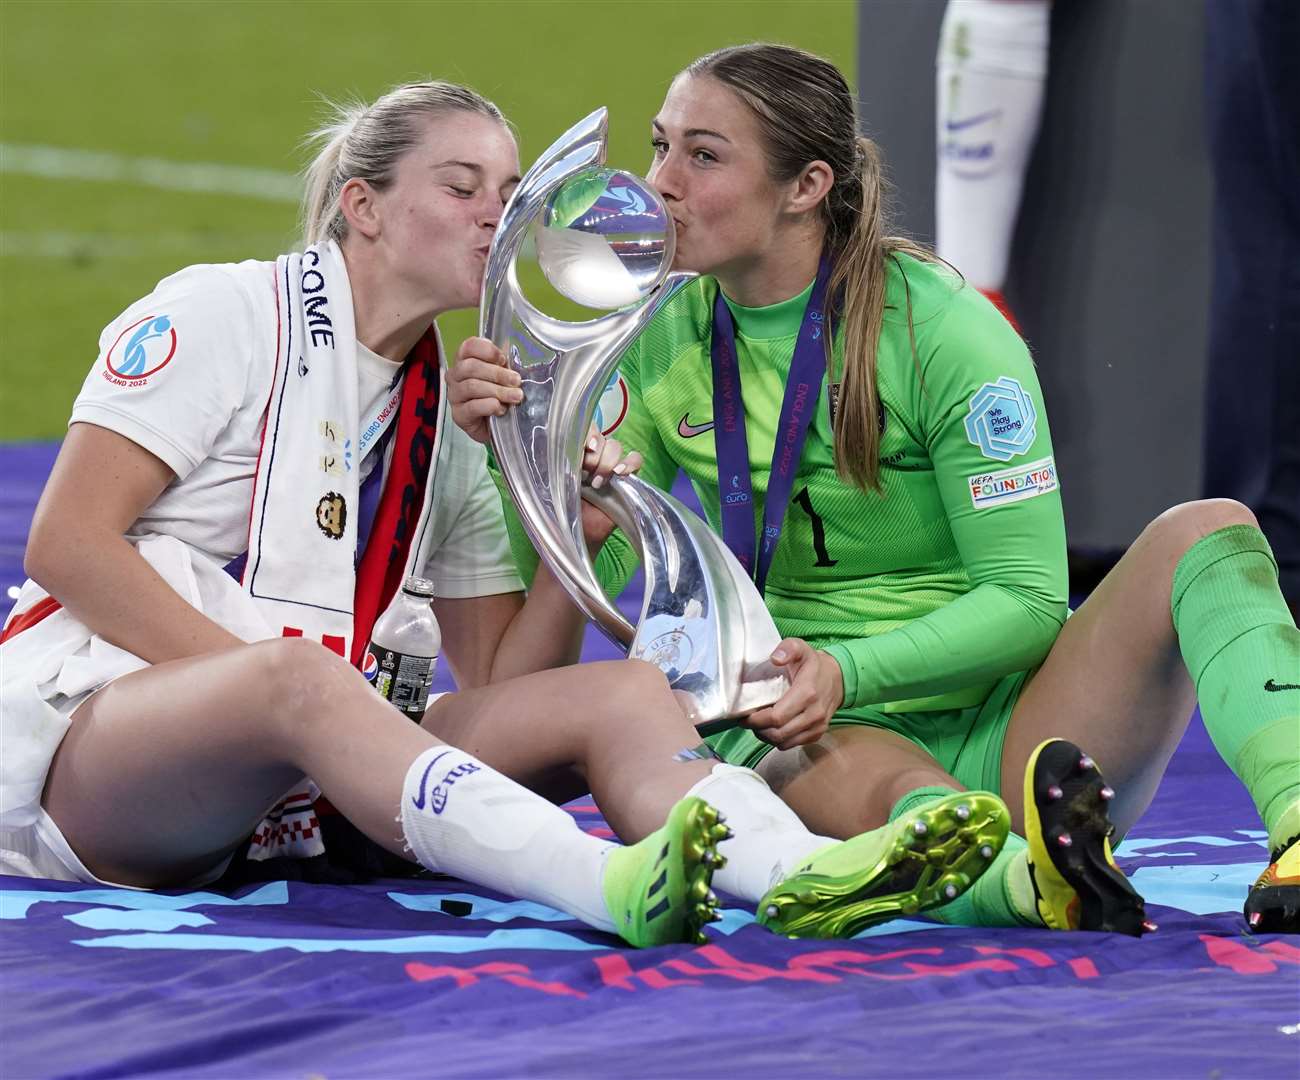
[2,445,1297,1078]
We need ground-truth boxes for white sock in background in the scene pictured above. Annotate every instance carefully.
[400,745,617,931]
[935,0,1051,291]
[683,763,835,901]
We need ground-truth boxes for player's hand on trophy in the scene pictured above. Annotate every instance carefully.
[744,638,845,750]
[580,427,642,550]
[448,336,522,444]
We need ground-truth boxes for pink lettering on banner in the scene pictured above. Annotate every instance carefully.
[1201,935,1300,975]
[595,952,704,990]
[594,954,644,991]
[405,960,588,999]
[396,934,1300,1001]
[667,944,838,984]
[403,940,1126,999]
[609,942,1103,992]
[631,967,703,991]
[972,944,1055,969]
[1067,956,1101,980]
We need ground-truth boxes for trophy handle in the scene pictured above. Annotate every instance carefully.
[485,271,698,648]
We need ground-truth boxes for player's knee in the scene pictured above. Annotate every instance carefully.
[254,637,355,739]
[590,657,672,701]
[1149,499,1258,556]
[579,659,675,731]
[625,658,673,693]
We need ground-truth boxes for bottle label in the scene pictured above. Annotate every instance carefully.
[364,645,437,719]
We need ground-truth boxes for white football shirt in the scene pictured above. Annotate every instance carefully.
[70,259,522,599]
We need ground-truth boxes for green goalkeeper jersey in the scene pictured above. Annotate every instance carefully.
[496,250,1066,712]
[509,253,1069,713]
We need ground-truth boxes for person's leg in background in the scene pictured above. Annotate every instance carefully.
[935,0,1052,330]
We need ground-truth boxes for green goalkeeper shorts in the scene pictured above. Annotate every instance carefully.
[707,668,1031,797]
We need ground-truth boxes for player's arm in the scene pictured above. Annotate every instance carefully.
[824,298,1068,708]
[25,424,247,663]
[448,332,677,599]
[26,274,259,664]
[427,424,638,688]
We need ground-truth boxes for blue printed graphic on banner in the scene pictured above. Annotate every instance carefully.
[964,377,1037,461]
[74,927,606,954]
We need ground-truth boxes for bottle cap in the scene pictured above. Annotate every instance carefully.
[401,576,435,598]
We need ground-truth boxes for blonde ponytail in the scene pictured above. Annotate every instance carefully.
[301,99,367,246]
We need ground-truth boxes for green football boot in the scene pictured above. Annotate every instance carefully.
[1023,738,1152,936]
[601,795,729,947]
[757,791,1010,939]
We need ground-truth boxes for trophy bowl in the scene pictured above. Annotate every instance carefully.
[535,167,676,311]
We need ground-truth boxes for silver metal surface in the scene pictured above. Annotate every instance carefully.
[480,107,788,732]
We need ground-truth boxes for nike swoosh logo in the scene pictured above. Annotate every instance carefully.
[944,109,1003,133]
[678,413,715,438]
[410,749,455,810]
[1264,679,1300,692]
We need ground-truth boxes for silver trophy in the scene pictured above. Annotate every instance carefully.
[480,108,787,734]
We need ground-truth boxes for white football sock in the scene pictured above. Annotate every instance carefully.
[935,0,1051,290]
[683,763,835,901]
[399,745,617,931]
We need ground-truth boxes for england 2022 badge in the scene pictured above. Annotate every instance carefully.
[102,314,177,388]
[964,376,1037,461]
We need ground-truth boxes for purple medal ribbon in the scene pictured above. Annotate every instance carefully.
[352,422,394,567]
[710,254,834,596]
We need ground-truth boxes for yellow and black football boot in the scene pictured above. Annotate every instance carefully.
[1245,833,1300,934]
[1024,738,1153,936]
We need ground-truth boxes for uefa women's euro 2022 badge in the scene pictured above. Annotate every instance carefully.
[315,492,347,540]
[102,314,178,388]
[964,376,1037,462]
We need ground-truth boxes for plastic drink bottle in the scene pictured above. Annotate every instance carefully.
[364,576,441,720]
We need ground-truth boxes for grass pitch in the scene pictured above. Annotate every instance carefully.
[0,0,853,441]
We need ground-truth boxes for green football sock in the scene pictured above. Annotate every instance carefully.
[887,786,1038,927]
[1172,524,1300,851]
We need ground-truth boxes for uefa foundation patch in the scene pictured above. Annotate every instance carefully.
[968,456,1058,509]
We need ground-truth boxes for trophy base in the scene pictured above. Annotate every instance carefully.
[670,667,788,737]
[693,714,747,738]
